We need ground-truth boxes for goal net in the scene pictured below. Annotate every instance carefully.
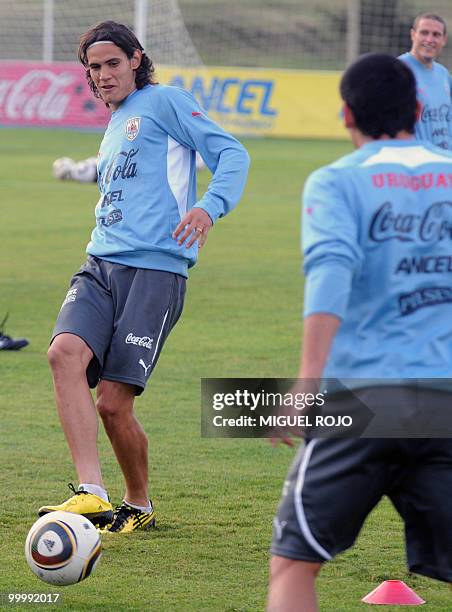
[0,0,451,69]
[179,0,452,69]
[0,0,202,66]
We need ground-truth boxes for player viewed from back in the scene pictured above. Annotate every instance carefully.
[38,20,249,533]
[399,13,452,149]
[268,54,452,611]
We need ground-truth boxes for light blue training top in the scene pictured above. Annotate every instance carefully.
[399,52,452,150]
[87,84,250,277]
[302,139,452,380]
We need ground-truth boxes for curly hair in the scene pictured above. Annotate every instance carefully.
[78,21,157,100]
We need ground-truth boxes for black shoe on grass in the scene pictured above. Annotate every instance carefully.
[101,501,156,533]
[0,313,29,351]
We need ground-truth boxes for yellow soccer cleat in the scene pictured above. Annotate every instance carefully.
[101,501,156,533]
[38,483,113,528]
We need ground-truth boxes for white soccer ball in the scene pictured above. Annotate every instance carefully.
[73,157,98,183]
[52,157,76,180]
[25,511,102,586]
[52,157,97,183]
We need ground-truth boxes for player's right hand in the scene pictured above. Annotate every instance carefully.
[173,207,213,249]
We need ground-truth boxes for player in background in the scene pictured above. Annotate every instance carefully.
[399,13,452,149]
[38,21,249,533]
[268,54,452,611]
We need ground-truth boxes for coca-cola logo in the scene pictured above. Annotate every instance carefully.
[369,201,452,243]
[99,149,138,189]
[421,103,451,123]
[0,70,75,120]
[125,333,154,350]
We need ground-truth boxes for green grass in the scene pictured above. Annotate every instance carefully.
[1,130,450,610]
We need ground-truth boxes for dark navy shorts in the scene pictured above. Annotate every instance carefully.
[52,256,186,395]
[271,388,452,583]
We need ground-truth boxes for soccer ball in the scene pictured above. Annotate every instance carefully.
[52,157,97,183]
[25,511,102,586]
[52,157,76,181]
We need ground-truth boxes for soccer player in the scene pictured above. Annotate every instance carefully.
[38,21,249,533]
[268,54,452,611]
[399,13,452,149]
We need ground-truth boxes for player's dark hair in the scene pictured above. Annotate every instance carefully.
[78,20,157,99]
[412,13,447,35]
[340,53,417,139]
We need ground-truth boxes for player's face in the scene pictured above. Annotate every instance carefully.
[410,18,447,65]
[87,43,142,111]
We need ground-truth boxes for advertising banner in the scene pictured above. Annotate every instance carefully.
[161,65,346,139]
[0,61,346,139]
[0,61,110,128]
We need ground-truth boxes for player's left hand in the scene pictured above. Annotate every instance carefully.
[173,208,213,249]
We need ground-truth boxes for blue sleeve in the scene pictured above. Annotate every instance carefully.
[302,166,363,319]
[153,86,250,223]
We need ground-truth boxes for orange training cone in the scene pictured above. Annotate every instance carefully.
[362,580,425,605]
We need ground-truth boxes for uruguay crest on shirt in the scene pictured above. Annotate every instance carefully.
[125,117,141,141]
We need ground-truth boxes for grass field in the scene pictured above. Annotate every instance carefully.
[1,129,451,610]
